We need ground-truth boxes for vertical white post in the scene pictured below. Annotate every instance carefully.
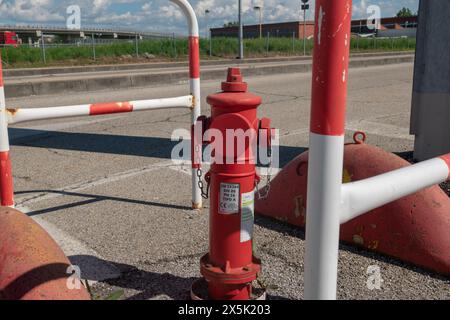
[170,0,202,210]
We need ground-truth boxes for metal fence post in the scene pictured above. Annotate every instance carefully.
[92,34,96,60]
[266,31,270,55]
[209,30,212,57]
[292,31,295,53]
[303,6,307,56]
[135,33,139,57]
[238,0,244,59]
[41,32,46,64]
[172,33,177,58]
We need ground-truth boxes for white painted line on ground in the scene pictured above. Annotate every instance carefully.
[17,206,121,284]
[166,161,194,176]
[279,120,413,141]
[346,120,414,141]
[15,159,175,207]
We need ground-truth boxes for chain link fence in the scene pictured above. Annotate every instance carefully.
[0,34,416,67]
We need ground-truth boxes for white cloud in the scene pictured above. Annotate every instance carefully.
[93,0,110,13]
[95,11,136,24]
[0,0,64,23]
[141,2,150,13]
[0,0,419,34]
[353,0,368,18]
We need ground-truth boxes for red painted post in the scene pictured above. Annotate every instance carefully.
[0,54,14,207]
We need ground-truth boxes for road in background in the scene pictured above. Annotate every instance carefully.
[6,62,450,300]
[3,53,414,98]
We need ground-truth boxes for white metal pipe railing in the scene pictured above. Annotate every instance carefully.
[340,157,450,224]
[0,0,203,210]
[6,96,193,125]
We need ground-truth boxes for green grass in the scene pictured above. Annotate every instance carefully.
[0,37,416,68]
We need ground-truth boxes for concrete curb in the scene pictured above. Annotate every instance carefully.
[3,51,413,78]
[4,55,414,99]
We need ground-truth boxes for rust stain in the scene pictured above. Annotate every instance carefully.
[368,240,379,250]
[343,169,352,183]
[6,108,19,116]
[294,195,306,224]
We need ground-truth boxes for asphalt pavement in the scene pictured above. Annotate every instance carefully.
[6,62,450,300]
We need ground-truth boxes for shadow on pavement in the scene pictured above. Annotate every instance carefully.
[70,255,290,300]
[15,189,192,217]
[9,127,306,168]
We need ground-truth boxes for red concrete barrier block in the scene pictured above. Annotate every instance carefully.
[0,207,91,300]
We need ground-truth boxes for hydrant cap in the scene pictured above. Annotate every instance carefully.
[222,68,248,92]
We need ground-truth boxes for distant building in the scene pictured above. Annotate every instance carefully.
[211,21,315,39]
[211,16,418,39]
[352,16,418,37]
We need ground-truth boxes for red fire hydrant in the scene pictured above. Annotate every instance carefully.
[193,68,273,300]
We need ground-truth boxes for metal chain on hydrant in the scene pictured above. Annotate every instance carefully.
[197,167,211,199]
[256,143,273,200]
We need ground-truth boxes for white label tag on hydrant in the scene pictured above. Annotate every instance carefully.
[240,191,255,243]
[219,183,240,214]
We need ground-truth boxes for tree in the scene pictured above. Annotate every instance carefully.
[396,7,414,18]
[223,21,239,27]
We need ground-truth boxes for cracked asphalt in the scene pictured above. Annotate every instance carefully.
[6,62,450,300]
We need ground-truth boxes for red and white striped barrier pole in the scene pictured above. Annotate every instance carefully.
[304,0,351,300]
[6,96,193,124]
[305,0,450,300]
[0,55,14,207]
[171,0,203,210]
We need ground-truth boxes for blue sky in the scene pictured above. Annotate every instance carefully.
[0,0,419,35]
